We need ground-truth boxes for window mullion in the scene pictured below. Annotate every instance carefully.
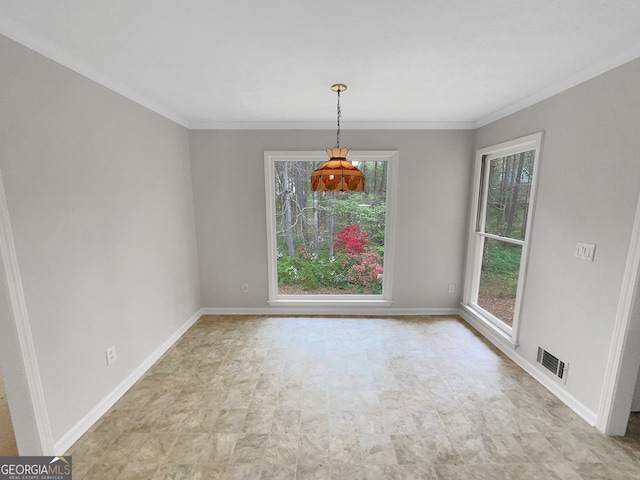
[478,232,525,247]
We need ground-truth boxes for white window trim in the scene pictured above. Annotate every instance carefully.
[462,132,544,346]
[264,150,399,306]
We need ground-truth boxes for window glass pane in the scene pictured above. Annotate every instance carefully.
[484,150,535,240]
[477,238,522,327]
[274,159,387,295]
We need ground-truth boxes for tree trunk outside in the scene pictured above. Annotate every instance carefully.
[498,158,507,231]
[313,190,319,257]
[506,152,526,237]
[328,194,335,260]
[283,162,295,256]
[294,161,309,249]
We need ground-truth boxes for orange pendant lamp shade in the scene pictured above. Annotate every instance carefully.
[311,147,364,192]
[310,84,364,192]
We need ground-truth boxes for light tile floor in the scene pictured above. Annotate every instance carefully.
[66,315,640,479]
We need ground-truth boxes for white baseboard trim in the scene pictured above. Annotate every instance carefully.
[53,309,204,454]
[200,307,461,316]
[458,306,597,427]
[523,356,597,426]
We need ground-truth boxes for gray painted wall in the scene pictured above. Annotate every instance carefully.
[474,59,640,414]
[0,34,201,447]
[189,129,474,311]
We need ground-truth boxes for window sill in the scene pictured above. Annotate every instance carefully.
[459,303,518,348]
[269,296,393,307]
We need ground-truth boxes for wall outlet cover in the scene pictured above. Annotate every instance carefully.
[106,346,117,366]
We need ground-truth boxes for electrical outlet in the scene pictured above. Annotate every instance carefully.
[106,345,117,366]
[448,283,455,294]
[241,283,249,293]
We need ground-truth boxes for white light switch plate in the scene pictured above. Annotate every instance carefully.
[575,242,596,262]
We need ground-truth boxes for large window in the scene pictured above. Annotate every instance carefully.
[463,133,543,342]
[265,151,398,304]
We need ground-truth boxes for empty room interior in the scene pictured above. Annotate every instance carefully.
[3,1,640,479]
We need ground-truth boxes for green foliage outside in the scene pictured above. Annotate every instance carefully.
[483,243,520,274]
[480,242,521,298]
[277,251,351,291]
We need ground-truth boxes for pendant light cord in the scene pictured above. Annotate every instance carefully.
[336,89,342,148]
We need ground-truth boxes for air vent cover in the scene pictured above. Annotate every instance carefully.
[537,347,568,382]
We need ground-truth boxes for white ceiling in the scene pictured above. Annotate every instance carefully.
[2,0,640,129]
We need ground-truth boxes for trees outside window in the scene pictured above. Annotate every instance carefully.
[265,151,398,303]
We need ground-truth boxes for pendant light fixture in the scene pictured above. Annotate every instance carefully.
[310,84,364,192]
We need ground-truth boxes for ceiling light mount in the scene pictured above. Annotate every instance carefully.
[310,84,364,192]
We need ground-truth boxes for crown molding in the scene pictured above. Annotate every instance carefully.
[475,46,640,128]
[0,17,190,128]
[188,121,477,130]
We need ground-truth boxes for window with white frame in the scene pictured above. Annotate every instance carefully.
[264,151,398,305]
[463,133,543,343]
